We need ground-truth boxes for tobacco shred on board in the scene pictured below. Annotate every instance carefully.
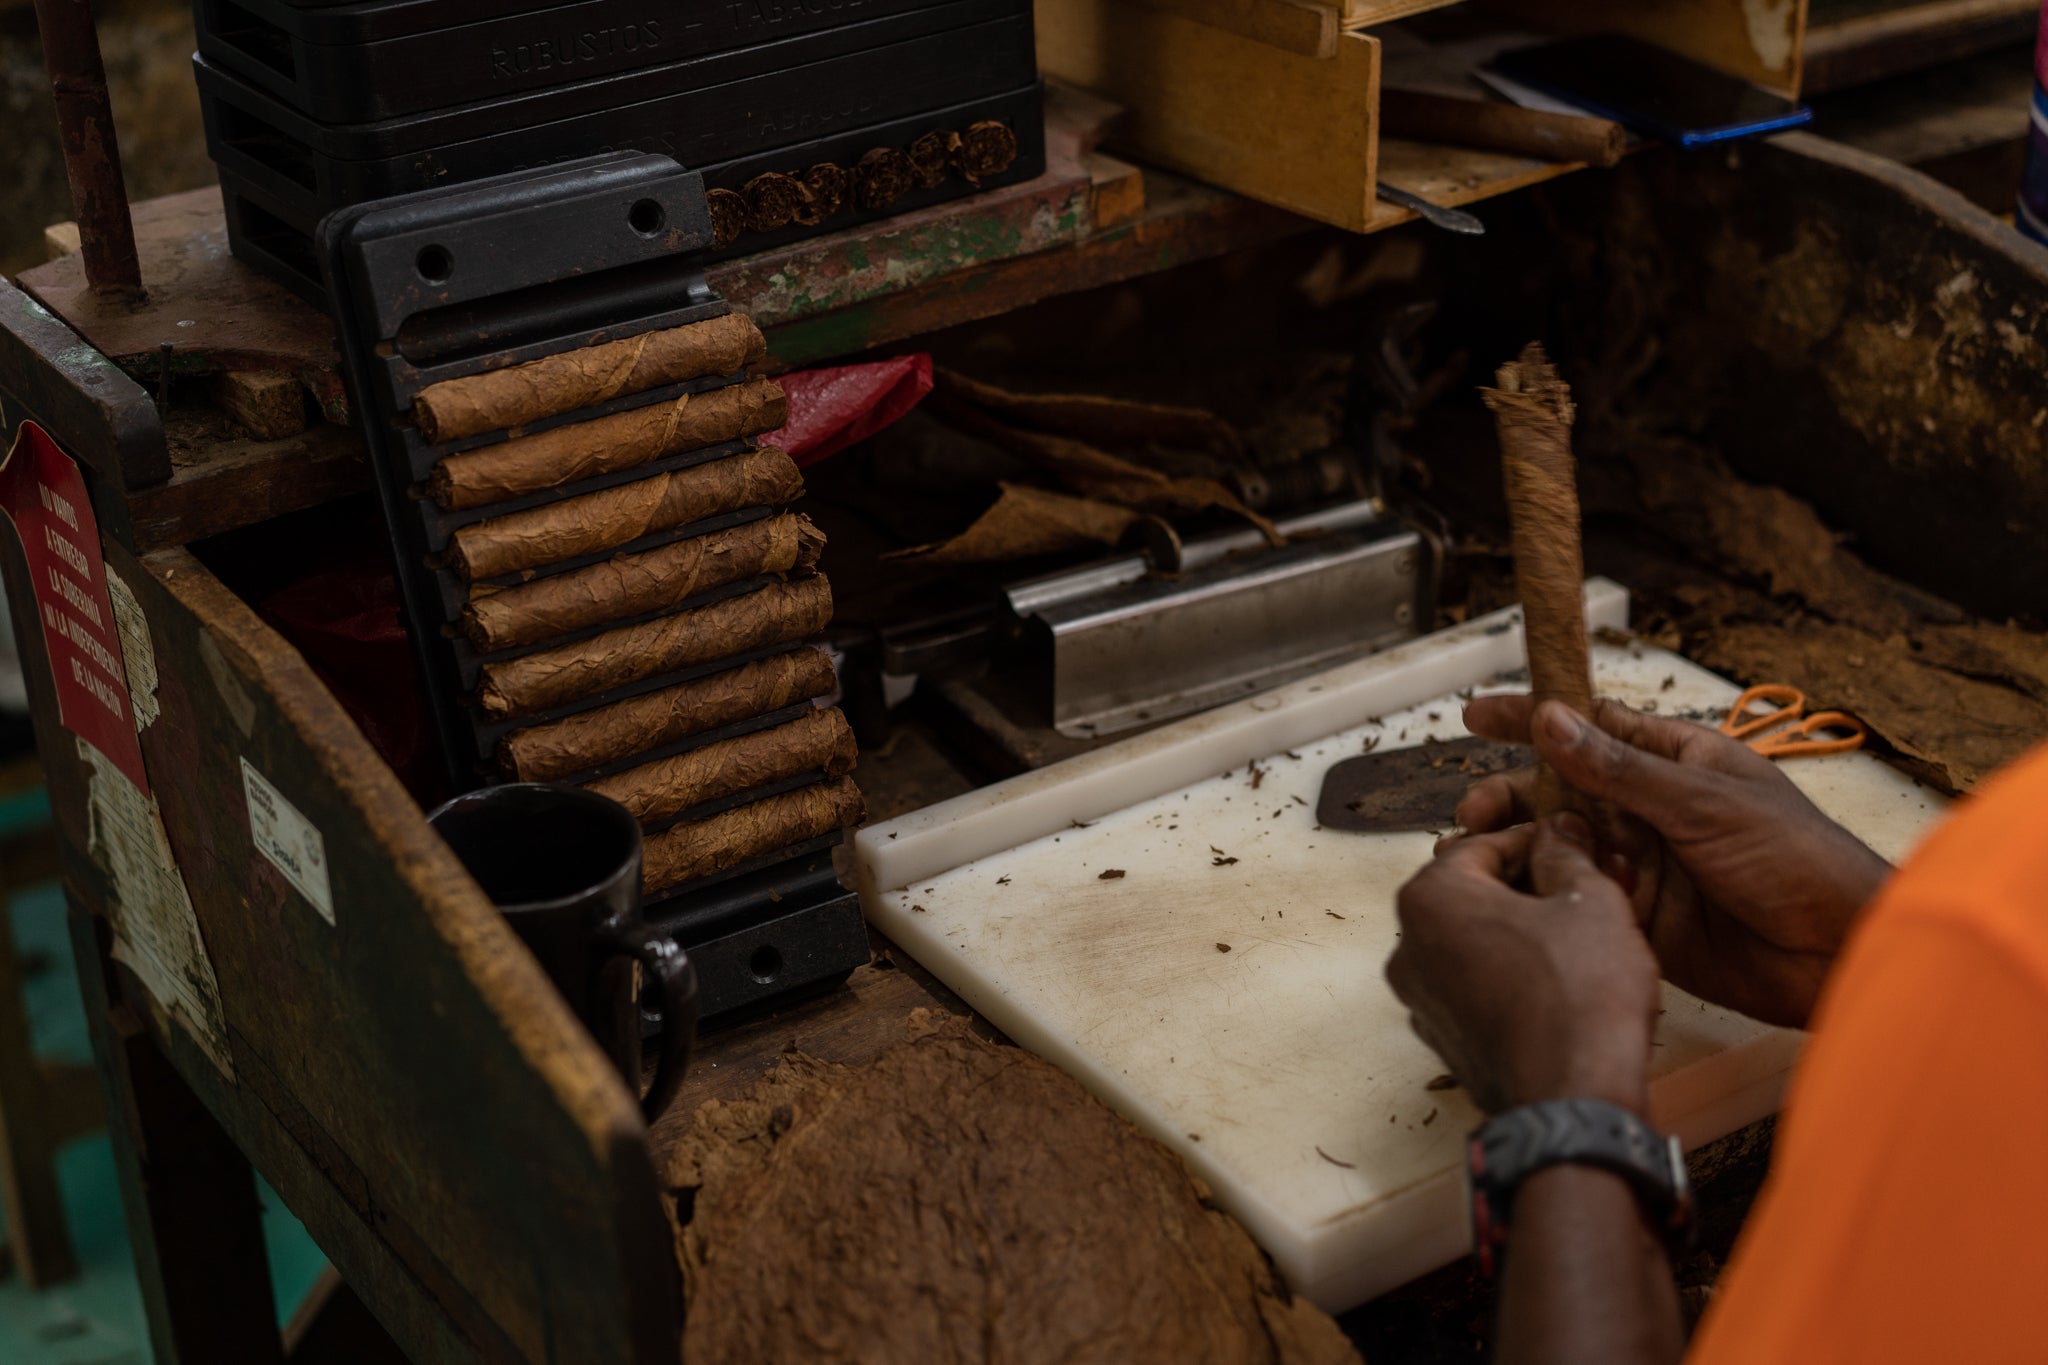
[1426,1073,1459,1091]
[1099,869,1126,880]
[1325,910,1345,920]
[1212,857,1238,867]
[1215,943,1231,953]
[1315,1146,1357,1170]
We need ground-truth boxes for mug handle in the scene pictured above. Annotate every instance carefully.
[600,923,698,1121]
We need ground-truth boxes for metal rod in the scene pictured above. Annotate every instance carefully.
[32,0,143,297]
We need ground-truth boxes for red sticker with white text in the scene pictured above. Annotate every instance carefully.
[0,422,148,793]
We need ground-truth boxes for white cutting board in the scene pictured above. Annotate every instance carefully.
[854,581,1946,1311]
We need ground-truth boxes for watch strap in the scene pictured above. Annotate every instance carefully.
[1466,1098,1692,1275]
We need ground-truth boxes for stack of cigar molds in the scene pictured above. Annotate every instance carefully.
[321,154,869,1021]
[196,0,1045,304]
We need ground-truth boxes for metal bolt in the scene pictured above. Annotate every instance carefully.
[1394,603,1413,624]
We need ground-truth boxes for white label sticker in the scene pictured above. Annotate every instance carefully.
[103,566,159,730]
[80,737,233,1078]
[242,757,334,925]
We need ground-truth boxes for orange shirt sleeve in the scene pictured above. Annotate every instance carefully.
[1687,893,2048,1362]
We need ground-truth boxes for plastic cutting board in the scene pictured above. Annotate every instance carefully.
[854,580,1948,1310]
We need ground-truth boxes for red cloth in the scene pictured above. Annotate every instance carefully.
[762,353,933,465]
[258,548,443,806]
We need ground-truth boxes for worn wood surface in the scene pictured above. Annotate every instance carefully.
[1803,0,2037,92]
[0,278,166,513]
[208,370,309,442]
[98,542,682,1364]
[1129,0,1340,58]
[15,189,347,421]
[1479,0,1809,94]
[131,414,368,551]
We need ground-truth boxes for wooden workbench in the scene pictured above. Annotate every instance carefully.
[17,83,2044,1364]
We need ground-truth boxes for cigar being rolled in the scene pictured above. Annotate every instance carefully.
[413,312,767,443]
[587,708,856,826]
[642,775,865,894]
[477,576,833,720]
[462,513,824,652]
[429,378,789,511]
[449,446,804,581]
[1482,342,1595,824]
[499,648,839,782]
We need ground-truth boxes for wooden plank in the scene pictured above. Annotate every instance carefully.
[1375,135,1586,206]
[1803,0,2038,92]
[208,370,311,442]
[129,418,369,552]
[1128,0,1339,58]
[52,540,684,1365]
[1337,0,1467,24]
[1478,0,1809,95]
[1038,0,1382,230]
[1089,153,1151,230]
[760,170,1313,365]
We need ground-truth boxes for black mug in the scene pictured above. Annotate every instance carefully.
[427,784,696,1121]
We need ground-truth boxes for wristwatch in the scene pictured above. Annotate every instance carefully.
[1466,1098,1693,1275]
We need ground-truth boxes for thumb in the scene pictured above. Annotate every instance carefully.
[1529,812,1601,898]
[1530,701,1705,834]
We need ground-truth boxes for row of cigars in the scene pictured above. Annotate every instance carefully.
[407,312,863,898]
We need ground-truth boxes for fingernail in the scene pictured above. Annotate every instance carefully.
[1550,811,1593,848]
[1540,704,1586,747]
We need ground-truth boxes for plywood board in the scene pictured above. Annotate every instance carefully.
[1479,0,1810,95]
[1038,0,1383,230]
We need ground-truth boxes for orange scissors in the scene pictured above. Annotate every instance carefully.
[1718,684,1867,759]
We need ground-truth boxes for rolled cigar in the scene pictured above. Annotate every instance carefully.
[429,378,789,511]
[462,513,825,652]
[587,708,857,825]
[1381,89,1627,170]
[413,312,767,443]
[448,446,804,581]
[478,576,833,720]
[642,776,865,894]
[500,649,838,781]
[1481,342,1594,823]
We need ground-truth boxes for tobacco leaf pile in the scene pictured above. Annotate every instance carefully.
[663,1013,1359,1365]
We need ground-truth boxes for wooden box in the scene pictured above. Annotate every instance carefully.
[1033,0,1823,230]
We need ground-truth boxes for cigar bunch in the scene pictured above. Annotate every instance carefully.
[412,310,865,896]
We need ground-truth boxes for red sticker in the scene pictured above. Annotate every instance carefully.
[0,422,148,794]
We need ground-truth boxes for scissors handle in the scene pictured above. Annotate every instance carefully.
[1719,683,1805,741]
[1748,710,1867,759]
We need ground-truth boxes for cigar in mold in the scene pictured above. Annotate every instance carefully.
[498,649,840,782]
[429,378,788,511]
[641,776,865,894]
[461,513,823,652]
[412,312,767,443]
[448,446,804,581]
[586,708,857,826]
[476,576,833,720]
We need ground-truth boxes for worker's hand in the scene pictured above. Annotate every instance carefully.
[1386,815,1658,1116]
[1453,696,1893,1027]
